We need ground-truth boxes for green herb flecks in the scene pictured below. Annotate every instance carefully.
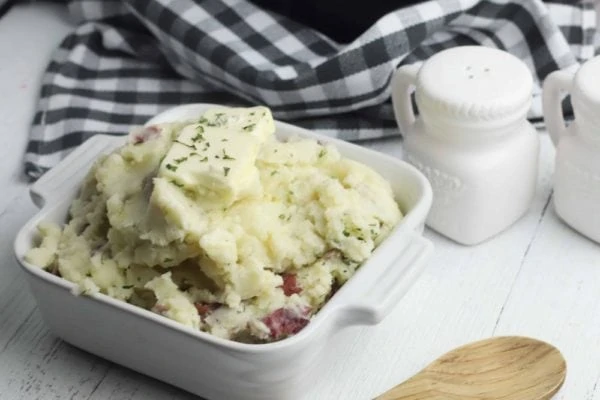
[223,167,231,176]
[207,112,227,127]
[170,180,184,188]
[122,285,134,289]
[174,156,188,164]
[174,140,195,149]
[190,152,208,162]
[243,124,255,132]
[191,126,205,142]
[166,164,178,172]
[318,149,327,158]
[222,149,236,160]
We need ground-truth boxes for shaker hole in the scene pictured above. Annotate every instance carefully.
[468,75,474,79]
[484,68,490,72]
[466,66,472,71]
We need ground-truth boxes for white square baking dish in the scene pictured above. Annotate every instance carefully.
[14,103,433,400]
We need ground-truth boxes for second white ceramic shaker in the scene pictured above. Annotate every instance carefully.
[391,46,539,245]
[543,55,600,243]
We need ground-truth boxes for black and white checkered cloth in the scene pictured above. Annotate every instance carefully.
[25,0,599,178]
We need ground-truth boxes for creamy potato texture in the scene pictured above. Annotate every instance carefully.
[26,106,402,342]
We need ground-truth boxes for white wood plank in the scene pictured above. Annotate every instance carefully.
[0,316,110,400]
[86,366,198,400]
[0,190,40,351]
[492,160,600,398]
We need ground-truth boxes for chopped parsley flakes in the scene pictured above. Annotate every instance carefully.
[174,156,188,164]
[207,113,227,127]
[174,140,195,149]
[222,149,235,160]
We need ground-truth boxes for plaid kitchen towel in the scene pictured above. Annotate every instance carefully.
[25,0,598,178]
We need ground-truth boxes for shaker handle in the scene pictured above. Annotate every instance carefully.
[542,70,575,147]
[391,63,422,136]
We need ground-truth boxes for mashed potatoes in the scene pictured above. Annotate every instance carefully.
[26,106,402,342]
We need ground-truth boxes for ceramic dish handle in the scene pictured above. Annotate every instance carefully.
[29,134,123,209]
[335,233,433,326]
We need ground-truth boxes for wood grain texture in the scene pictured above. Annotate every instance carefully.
[376,336,566,400]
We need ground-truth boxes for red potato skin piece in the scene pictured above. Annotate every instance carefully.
[132,125,161,144]
[262,308,310,339]
[280,273,302,296]
[194,302,220,320]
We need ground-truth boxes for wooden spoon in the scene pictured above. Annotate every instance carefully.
[376,336,566,400]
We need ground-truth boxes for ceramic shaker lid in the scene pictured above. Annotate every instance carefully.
[572,56,600,128]
[416,46,533,128]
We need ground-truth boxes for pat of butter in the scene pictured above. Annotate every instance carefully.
[200,106,275,141]
[157,107,275,207]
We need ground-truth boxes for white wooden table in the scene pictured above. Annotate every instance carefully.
[1,4,599,400]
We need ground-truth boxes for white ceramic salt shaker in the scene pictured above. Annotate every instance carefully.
[543,56,600,243]
[391,46,539,245]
